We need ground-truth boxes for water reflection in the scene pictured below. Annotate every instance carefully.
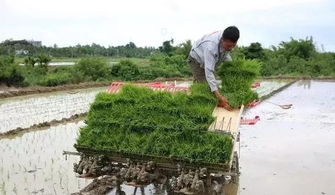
[296,79,312,89]
[240,81,335,195]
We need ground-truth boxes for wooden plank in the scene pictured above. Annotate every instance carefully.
[208,105,244,136]
[208,106,244,171]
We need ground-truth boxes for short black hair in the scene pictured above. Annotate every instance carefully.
[222,26,240,43]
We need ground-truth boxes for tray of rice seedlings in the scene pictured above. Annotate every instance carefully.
[75,59,261,173]
[218,59,261,108]
[208,59,261,136]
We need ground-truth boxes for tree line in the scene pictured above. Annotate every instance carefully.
[1,37,335,87]
[232,37,335,77]
[0,40,157,58]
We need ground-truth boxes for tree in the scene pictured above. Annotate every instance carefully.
[0,56,25,86]
[125,42,136,49]
[277,37,316,60]
[244,42,265,60]
[36,54,51,68]
[24,56,37,67]
[115,60,140,80]
[74,57,109,81]
[230,46,245,59]
[175,40,192,58]
[159,39,175,56]
[0,39,35,56]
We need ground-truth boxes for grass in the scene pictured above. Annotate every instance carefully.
[109,57,151,67]
[76,59,261,163]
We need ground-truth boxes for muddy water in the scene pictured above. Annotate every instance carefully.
[0,87,105,133]
[0,121,92,195]
[240,80,335,195]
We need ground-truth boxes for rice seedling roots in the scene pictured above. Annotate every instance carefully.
[72,153,237,195]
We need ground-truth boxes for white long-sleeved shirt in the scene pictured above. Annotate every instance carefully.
[189,30,232,92]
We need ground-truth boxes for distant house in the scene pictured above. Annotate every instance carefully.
[15,49,29,55]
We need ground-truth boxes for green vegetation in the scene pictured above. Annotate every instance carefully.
[232,37,335,77]
[1,37,334,88]
[77,83,233,163]
[77,59,260,163]
[111,60,140,81]
[140,53,191,79]
[41,71,73,87]
[0,39,192,87]
[218,59,260,108]
[0,54,189,87]
[73,57,109,81]
[0,40,156,58]
[0,56,25,86]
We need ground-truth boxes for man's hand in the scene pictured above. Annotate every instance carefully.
[213,91,233,111]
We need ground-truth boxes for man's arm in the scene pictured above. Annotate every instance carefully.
[213,91,233,110]
[204,48,233,111]
[203,48,218,92]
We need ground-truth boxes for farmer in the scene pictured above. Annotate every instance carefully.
[188,26,239,111]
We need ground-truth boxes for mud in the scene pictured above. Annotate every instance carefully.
[240,80,335,195]
[0,82,110,99]
[72,175,118,195]
[0,114,85,138]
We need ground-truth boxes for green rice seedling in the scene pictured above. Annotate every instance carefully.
[77,59,260,163]
[77,83,233,163]
[218,59,261,107]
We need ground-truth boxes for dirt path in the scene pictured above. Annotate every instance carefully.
[0,82,110,99]
[0,114,85,138]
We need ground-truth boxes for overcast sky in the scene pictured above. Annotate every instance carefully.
[1,0,335,51]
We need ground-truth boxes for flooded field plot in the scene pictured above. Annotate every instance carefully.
[0,87,105,133]
[240,80,335,195]
[0,121,91,195]
[253,80,292,98]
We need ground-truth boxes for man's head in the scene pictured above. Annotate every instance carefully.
[221,26,239,51]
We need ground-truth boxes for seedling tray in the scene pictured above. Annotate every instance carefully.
[74,144,231,173]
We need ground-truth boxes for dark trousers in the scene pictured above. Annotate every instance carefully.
[188,56,206,82]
